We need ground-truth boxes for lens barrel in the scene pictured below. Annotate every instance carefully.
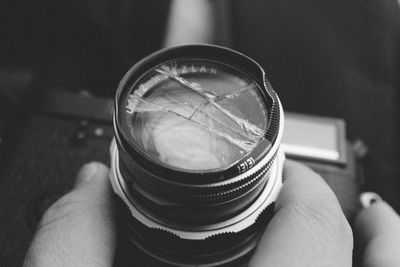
[110,45,285,266]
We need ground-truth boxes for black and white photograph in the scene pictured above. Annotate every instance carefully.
[0,0,399,266]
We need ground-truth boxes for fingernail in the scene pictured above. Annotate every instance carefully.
[360,192,382,209]
[75,162,100,187]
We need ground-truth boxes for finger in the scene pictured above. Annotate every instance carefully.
[354,192,400,267]
[249,160,353,267]
[23,162,116,267]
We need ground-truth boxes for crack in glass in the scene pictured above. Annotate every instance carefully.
[126,68,266,154]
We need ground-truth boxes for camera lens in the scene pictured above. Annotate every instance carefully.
[110,45,284,266]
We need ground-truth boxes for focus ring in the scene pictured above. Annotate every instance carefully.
[118,140,279,205]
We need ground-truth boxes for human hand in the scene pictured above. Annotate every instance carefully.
[249,161,400,267]
[23,161,400,267]
[354,192,400,267]
[23,162,116,267]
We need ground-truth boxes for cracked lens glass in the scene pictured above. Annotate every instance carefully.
[125,60,269,171]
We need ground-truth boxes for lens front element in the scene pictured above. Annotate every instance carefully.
[125,60,269,172]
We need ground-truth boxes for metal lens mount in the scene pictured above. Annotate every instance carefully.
[110,44,285,266]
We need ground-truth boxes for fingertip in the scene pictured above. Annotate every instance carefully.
[355,197,400,245]
[282,159,322,186]
[75,162,109,188]
[355,197,400,267]
[283,159,309,176]
[359,192,382,209]
[278,160,336,210]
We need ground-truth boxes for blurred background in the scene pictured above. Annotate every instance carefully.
[0,0,399,265]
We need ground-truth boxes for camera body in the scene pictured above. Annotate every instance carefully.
[0,90,363,266]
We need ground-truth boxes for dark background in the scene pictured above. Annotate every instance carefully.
[0,0,399,265]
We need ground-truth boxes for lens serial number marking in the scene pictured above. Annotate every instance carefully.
[237,157,256,173]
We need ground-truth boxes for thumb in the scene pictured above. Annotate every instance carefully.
[354,192,400,267]
[24,162,116,267]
